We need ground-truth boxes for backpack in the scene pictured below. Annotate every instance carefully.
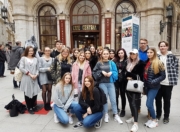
[95,86,107,105]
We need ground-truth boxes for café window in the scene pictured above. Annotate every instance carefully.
[115,1,136,50]
[38,5,57,50]
[72,0,99,24]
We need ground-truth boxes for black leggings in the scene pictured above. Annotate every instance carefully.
[115,81,127,111]
[24,94,37,110]
[42,84,52,104]
[127,91,141,122]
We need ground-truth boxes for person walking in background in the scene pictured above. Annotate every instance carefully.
[5,44,11,69]
[156,41,179,124]
[19,46,40,114]
[39,47,53,111]
[93,49,123,124]
[0,44,6,77]
[144,48,165,128]
[9,41,24,88]
[73,76,103,129]
[71,50,92,97]
[125,49,145,132]
[114,48,128,117]
[53,72,76,125]
[50,40,63,58]
[50,47,72,84]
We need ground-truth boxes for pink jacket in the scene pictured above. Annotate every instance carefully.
[71,60,92,89]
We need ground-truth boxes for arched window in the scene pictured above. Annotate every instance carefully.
[38,5,57,49]
[115,0,136,50]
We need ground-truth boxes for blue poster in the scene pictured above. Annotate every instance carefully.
[132,23,139,49]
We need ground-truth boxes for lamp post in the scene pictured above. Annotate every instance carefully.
[1,6,15,32]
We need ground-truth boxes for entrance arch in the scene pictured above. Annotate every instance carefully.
[70,0,101,49]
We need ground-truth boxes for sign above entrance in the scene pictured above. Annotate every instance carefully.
[72,25,99,31]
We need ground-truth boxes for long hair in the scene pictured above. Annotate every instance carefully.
[114,48,127,62]
[84,48,92,61]
[82,76,94,100]
[148,48,165,74]
[57,47,71,64]
[126,52,139,72]
[23,46,35,57]
[59,72,73,96]
[76,50,86,64]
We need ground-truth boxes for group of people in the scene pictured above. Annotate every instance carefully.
[1,38,179,132]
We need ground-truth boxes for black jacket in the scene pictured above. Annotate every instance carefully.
[50,50,60,58]
[115,59,127,82]
[144,62,166,89]
[0,50,6,62]
[125,60,146,82]
[89,55,98,71]
[79,88,103,114]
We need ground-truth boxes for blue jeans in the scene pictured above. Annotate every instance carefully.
[146,88,159,119]
[99,83,117,114]
[54,101,77,125]
[73,103,103,127]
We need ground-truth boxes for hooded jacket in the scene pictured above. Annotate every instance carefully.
[139,46,149,62]
[8,46,24,70]
[157,51,179,86]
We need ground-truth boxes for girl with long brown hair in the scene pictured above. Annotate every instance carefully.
[53,72,76,125]
[73,76,103,129]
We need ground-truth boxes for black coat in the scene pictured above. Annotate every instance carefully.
[0,50,6,63]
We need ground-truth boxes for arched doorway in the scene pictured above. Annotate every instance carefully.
[38,5,57,49]
[115,0,136,50]
[70,0,101,49]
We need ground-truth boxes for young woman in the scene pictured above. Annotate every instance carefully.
[143,48,165,128]
[71,48,79,63]
[125,49,146,132]
[71,51,92,94]
[90,45,96,56]
[73,76,103,129]
[93,49,123,124]
[50,47,72,84]
[19,46,40,114]
[114,48,128,117]
[109,49,115,60]
[84,48,98,71]
[97,46,103,61]
[39,47,53,110]
[53,72,76,125]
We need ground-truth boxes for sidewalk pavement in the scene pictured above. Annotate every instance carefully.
[0,68,180,132]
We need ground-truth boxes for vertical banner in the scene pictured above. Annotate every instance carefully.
[105,18,111,48]
[59,20,66,45]
[122,15,139,54]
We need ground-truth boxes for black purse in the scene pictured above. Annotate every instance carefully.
[9,95,19,117]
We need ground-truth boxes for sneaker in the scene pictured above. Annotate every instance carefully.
[104,113,109,123]
[148,121,158,128]
[126,117,134,124]
[28,108,34,114]
[144,120,152,127]
[114,114,123,124]
[94,119,102,128]
[130,124,138,132]
[120,110,125,117]
[54,113,59,123]
[50,102,55,108]
[73,122,83,129]
[69,116,73,124]
[163,118,169,124]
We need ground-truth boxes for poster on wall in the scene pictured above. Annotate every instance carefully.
[121,15,140,54]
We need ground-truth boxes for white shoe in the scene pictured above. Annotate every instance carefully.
[104,113,109,123]
[54,113,59,123]
[94,119,102,128]
[51,102,55,108]
[69,116,73,124]
[144,120,152,127]
[126,117,134,124]
[148,121,158,128]
[114,114,123,124]
[130,124,138,132]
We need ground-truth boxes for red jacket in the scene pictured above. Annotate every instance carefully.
[71,60,92,90]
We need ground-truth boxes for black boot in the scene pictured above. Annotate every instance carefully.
[44,104,48,111]
[120,110,125,117]
[46,103,52,110]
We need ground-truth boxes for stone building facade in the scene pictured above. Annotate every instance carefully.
[10,0,180,56]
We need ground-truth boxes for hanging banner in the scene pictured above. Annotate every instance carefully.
[59,20,66,45]
[105,18,111,47]
[121,15,140,54]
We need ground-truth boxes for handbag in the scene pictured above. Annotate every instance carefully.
[14,67,23,82]
[126,75,144,93]
[9,94,19,117]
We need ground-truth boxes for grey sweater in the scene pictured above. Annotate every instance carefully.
[53,83,74,112]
